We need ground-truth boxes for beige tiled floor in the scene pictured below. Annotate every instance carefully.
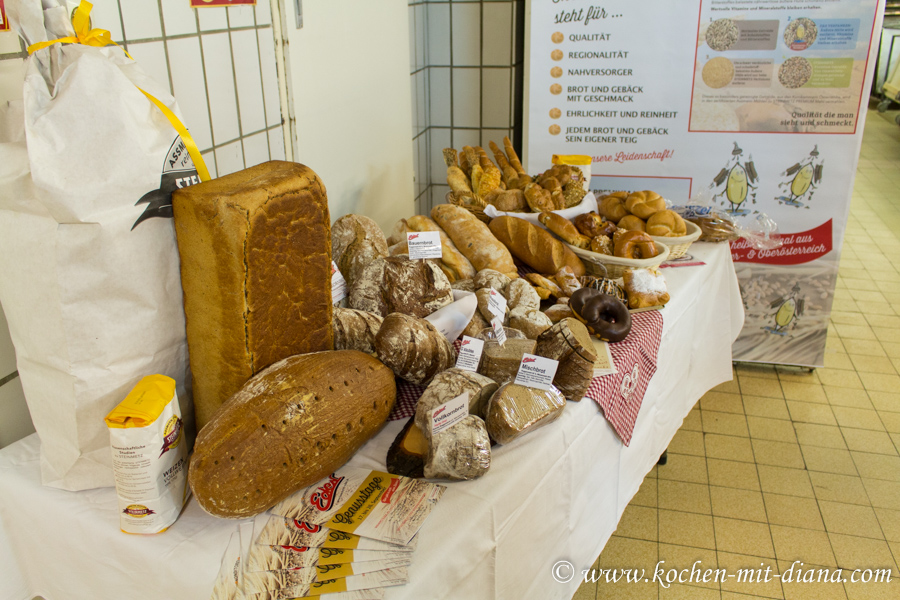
[576,109,900,599]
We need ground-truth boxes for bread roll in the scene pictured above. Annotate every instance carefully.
[509,308,553,339]
[617,215,646,232]
[474,268,512,294]
[332,214,389,288]
[462,310,490,338]
[538,211,591,248]
[333,308,383,354]
[173,161,333,430]
[488,216,586,277]
[507,279,541,312]
[625,191,666,219]
[598,194,628,223]
[647,210,687,237]
[375,313,457,385]
[485,383,566,444]
[431,204,517,277]
[350,255,453,318]
[188,351,395,518]
[491,189,527,212]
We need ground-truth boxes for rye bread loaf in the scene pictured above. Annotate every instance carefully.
[375,313,457,385]
[424,415,491,480]
[350,255,453,318]
[485,383,567,444]
[480,338,537,384]
[188,350,396,518]
[535,318,597,401]
[413,368,499,434]
[509,308,553,339]
[462,310,489,339]
[173,161,333,430]
[332,214,389,289]
[332,308,383,354]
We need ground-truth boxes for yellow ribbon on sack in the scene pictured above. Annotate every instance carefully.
[27,1,211,182]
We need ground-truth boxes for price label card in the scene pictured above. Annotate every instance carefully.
[514,354,559,391]
[406,231,442,260]
[430,392,470,436]
[455,336,484,372]
[487,288,507,318]
[491,317,506,346]
[331,262,347,305]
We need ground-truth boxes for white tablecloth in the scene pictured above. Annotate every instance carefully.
[0,242,743,600]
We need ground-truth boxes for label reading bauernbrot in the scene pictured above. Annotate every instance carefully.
[406,231,442,260]
[487,288,507,318]
[514,354,560,391]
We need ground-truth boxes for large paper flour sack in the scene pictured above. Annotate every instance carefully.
[0,0,199,490]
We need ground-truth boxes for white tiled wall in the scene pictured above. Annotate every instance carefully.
[0,1,286,448]
[408,0,525,215]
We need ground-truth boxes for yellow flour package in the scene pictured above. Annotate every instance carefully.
[104,375,190,534]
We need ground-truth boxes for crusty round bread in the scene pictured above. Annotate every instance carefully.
[646,210,687,237]
[350,255,453,318]
[625,191,666,219]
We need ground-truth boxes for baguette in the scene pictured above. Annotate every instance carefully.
[488,215,586,277]
[431,204,517,277]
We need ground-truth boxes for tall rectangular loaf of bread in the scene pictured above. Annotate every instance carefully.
[173,161,333,429]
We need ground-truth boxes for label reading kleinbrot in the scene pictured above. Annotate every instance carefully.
[514,354,560,391]
[455,336,485,371]
[406,231,442,260]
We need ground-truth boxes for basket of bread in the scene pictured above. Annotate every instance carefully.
[443,137,589,222]
[597,190,700,259]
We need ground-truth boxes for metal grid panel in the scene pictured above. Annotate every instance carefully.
[409,0,525,216]
[0,2,285,178]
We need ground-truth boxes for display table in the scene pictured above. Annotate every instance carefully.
[0,242,743,600]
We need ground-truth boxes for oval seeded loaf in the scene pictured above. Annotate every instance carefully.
[413,368,499,434]
[188,350,396,518]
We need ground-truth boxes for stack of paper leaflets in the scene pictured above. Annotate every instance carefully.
[212,468,445,600]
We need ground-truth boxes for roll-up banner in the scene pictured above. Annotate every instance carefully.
[524,0,885,368]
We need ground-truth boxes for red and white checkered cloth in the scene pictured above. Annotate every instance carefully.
[585,310,664,446]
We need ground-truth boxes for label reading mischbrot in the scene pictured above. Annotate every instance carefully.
[514,354,560,391]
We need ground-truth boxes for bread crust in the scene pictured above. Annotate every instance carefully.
[188,350,395,518]
[173,161,333,430]
[488,216,586,277]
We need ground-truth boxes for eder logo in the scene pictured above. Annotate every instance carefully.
[408,233,420,240]
[132,137,200,230]
[293,520,321,533]
[310,474,345,511]
[523,357,537,363]
[433,406,447,418]
[461,340,470,346]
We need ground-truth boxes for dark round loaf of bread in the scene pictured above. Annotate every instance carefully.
[350,255,453,318]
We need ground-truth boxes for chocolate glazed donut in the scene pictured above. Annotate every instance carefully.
[569,287,632,343]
